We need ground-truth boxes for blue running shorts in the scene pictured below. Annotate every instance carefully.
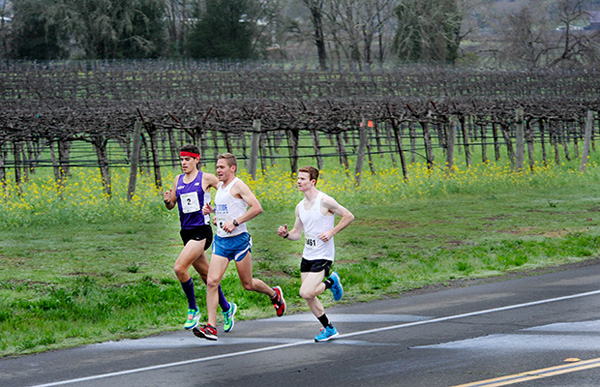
[212,232,252,262]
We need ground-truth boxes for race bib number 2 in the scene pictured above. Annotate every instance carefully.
[180,192,200,214]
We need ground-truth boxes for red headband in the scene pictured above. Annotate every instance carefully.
[180,151,200,158]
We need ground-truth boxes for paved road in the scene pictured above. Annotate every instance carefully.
[3,261,600,387]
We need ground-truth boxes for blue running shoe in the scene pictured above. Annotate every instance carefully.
[329,271,343,301]
[222,302,237,333]
[314,325,339,342]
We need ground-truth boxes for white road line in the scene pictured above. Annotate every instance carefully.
[31,288,600,387]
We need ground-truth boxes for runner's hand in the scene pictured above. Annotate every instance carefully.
[277,224,288,237]
[202,203,213,215]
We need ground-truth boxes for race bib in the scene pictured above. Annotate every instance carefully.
[305,234,320,250]
[180,192,200,214]
[215,203,229,230]
[216,215,228,230]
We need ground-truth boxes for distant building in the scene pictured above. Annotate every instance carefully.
[587,11,600,31]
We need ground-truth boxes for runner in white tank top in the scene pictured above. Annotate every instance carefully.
[214,177,248,238]
[277,166,354,342]
[194,153,286,341]
[298,192,336,261]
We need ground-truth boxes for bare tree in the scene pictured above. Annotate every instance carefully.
[392,0,462,63]
[165,0,194,57]
[300,0,398,70]
[302,0,328,69]
[549,0,600,68]
[499,0,600,69]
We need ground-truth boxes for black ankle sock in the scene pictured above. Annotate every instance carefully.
[317,313,330,328]
[324,278,334,289]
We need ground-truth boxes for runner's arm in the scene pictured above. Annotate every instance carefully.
[233,181,263,224]
[277,204,303,241]
[318,195,354,241]
[163,177,178,210]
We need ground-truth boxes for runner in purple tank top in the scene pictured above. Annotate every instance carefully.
[163,145,237,333]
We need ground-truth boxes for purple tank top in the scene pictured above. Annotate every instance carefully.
[176,172,211,230]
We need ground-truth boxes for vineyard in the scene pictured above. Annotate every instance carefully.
[1,60,600,194]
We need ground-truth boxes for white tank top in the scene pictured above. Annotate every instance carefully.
[215,177,248,238]
[299,192,335,261]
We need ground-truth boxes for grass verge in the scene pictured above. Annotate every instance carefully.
[1,159,600,357]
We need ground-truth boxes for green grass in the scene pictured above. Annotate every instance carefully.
[2,155,600,357]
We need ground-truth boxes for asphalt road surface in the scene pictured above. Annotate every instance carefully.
[4,261,600,387]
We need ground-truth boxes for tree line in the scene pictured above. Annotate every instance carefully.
[1,0,599,69]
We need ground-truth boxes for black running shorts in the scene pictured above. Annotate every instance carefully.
[180,225,213,250]
[300,258,332,276]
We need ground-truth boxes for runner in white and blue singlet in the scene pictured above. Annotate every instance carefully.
[192,153,286,341]
[277,166,354,342]
[163,145,237,333]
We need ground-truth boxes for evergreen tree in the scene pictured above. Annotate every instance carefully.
[11,0,167,60]
[187,0,258,60]
[11,0,70,59]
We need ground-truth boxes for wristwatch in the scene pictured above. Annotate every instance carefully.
[233,219,239,227]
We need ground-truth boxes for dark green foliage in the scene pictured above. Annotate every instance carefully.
[10,0,167,59]
[11,0,69,59]
[187,0,258,60]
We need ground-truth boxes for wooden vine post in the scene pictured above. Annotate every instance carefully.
[12,140,22,194]
[459,115,471,168]
[286,128,300,178]
[580,110,595,172]
[539,119,548,166]
[249,119,261,180]
[446,116,457,174]
[515,108,525,172]
[127,120,143,201]
[525,118,535,171]
[335,131,349,174]
[91,133,111,197]
[309,129,323,170]
[138,109,162,189]
[421,121,434,170]
[386,104,408,181]
[354,118,368,186]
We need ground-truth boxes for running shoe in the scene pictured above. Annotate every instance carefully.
[193,324,218,341]
[329,271,343,301]
[271,286,286,317]
[183,308,200,330]
[222,302,237,333]
[314,325,340,342]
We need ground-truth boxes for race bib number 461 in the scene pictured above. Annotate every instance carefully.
[305,234,319,250]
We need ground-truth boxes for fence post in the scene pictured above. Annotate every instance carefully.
[249,119,261,180]
[355,118,368,186]
[580,110,594,172]
[127,120,143,201]
[515,108,525,171]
